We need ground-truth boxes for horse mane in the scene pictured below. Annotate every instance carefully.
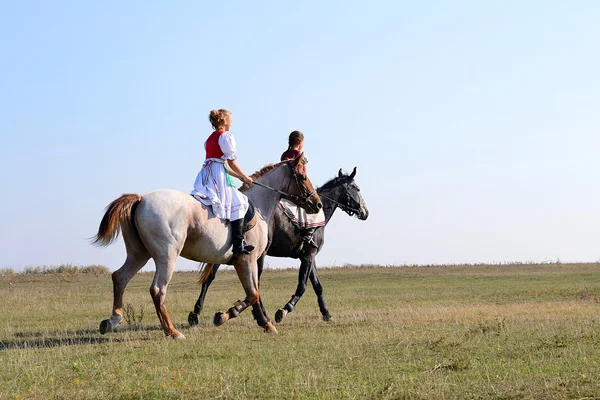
[240,161,287,192]
[318,173,352,192]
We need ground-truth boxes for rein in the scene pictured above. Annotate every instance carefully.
[252,165,317,204]
[317,185,361,215]
[252,181,308,203]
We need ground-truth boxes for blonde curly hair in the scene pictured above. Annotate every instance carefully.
[209,109,232,131]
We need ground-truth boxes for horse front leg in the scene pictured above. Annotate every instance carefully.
[214,257,277,334]
[275,250,314,323]
[213,298,252,326]
[188,264,221,327]
[100,253,149,334]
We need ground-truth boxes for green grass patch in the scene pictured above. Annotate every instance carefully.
[1,263,599,399]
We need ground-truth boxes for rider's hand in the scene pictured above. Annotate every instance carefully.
[243,176,253,185]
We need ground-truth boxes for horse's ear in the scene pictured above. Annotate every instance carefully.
[291,152,304,167]
[350,167,356,179]
[338,168,343,177]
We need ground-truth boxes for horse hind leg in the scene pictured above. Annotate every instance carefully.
[99,252,150,334]
[150,256,185,340]
[188,263,221,328]
[309,263,332,321]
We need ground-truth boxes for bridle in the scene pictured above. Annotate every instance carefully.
[317,183,361,216]
[252,162,318,205]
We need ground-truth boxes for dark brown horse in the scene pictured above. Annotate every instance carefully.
[188,167,368,327]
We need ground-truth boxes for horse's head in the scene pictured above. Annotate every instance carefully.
[243,152,322,214]
[284,152,322,214]
[319,167,369,220]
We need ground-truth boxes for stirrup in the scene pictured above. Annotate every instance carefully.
[238,241,254,255]
[234,240,254,254]
[304,237,318,248]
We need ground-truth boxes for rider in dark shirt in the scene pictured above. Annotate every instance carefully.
[280,131,320,249]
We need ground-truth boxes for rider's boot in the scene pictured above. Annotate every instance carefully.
[231,218,254,256]
[299,226,318,250]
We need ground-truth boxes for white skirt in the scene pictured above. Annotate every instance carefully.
[279,198,326,229]
[191,159,249,221]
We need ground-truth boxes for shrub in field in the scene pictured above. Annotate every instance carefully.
[24,265,44,274]
[21,264,110,275]
[54,264,83,274]
[81,265,111,275]
[124,302,145,329]
[0,267,16,276]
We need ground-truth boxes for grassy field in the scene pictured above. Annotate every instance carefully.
[1,263,599,399]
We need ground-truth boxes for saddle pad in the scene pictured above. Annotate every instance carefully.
[279,198,326,229]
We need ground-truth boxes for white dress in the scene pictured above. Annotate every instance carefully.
[191,131,249,221]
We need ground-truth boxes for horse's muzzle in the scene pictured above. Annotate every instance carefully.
[305,198,323,214]
[358,208,369,220]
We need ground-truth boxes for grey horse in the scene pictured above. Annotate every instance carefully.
[93,154,321,338]
[188,167,369,327]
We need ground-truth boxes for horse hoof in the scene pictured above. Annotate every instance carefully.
[264,322,278,335]
[323,314,333,322]
[171,331,186,340]
[213,312,229,327]
[99,319,114,334]
[188,312,199,328]
[275,309,287,323]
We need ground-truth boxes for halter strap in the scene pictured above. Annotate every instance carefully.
[317,186,361,215]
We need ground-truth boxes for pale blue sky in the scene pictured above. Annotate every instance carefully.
[1,1,599,271]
